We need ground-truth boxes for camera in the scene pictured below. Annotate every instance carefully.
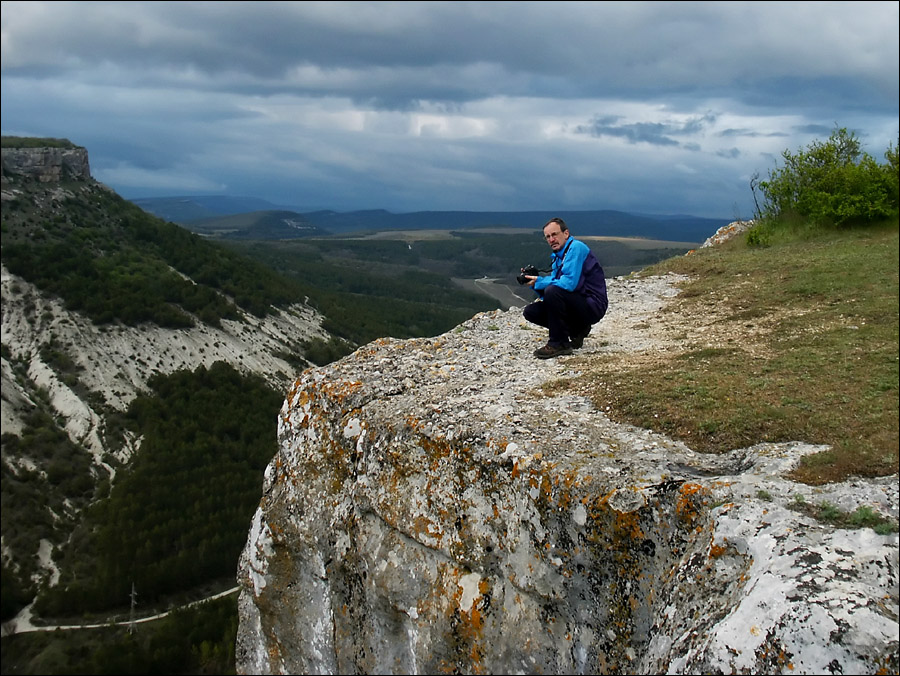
[517,264,540,285]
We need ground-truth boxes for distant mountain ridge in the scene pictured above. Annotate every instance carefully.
[183,210,331,239]
[131,195,731,243]
[129,195,308,223]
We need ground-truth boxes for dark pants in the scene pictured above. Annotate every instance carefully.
[523,285,602,347]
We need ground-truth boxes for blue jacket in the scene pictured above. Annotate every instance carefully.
[533,237,608,319]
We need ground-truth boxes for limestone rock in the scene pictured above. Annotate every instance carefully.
[1,146,92,183]
[235,274,899,675]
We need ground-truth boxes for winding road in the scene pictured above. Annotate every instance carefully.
[1,586,240,637]
[455,276,531,309]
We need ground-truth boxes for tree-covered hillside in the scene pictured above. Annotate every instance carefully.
[1,177,308,328]
[32,361,283,617]
[1,159,323,649]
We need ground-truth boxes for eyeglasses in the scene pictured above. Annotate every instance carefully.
[544,230,563,240]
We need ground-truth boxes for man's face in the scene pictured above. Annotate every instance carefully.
[543,223,568,252]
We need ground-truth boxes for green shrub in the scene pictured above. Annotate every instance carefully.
[756,127,899,229]
[1,136,80,149]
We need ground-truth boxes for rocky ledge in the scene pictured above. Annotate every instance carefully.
[1,146,92,183]
[235,273,898,675]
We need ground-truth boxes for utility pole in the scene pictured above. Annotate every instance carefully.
[129,582,137,634]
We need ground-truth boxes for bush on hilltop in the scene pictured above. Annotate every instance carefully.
[754,126,898,235]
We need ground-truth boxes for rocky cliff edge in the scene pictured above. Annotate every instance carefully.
[235,273,899,675]
[1,146,91,183]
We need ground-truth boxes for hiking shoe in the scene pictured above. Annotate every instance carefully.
[534,343,573,359]
[570,327,591,349]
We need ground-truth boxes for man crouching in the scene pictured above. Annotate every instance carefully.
[520,217,608,359]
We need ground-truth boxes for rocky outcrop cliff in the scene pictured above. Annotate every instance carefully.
[235,274,898,675]
[1,145,92,183]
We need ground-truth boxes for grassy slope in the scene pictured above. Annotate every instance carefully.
[557,221,899,485]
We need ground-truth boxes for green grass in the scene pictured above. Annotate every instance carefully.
[790,500,898,535]
[566,221,899,485]
[1,136,81,149]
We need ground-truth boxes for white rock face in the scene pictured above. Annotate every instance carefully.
[235,274,898,675]
[2,264,327,460]
[1,147,91,183]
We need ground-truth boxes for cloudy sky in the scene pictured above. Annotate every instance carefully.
[2,1,898,218]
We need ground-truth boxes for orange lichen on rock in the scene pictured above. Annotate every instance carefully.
[676,482,709,527]
[613,509,645,543]
[709,541,729,558]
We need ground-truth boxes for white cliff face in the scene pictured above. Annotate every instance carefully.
[1,263,327,465]
[235,273,898,675]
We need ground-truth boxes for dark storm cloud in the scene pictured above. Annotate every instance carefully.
[2,1,897,218]
[574,113,719,147]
